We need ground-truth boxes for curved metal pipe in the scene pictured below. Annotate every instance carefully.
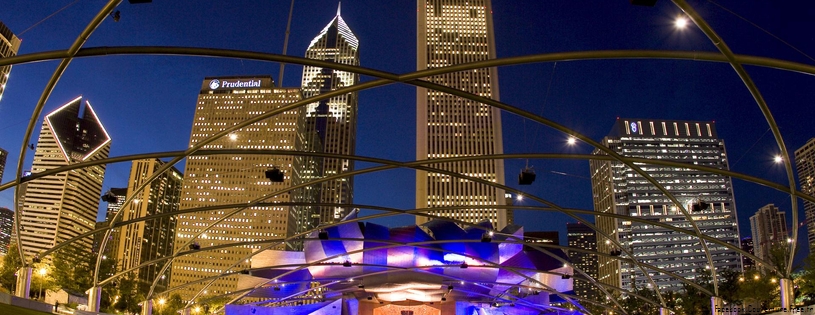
[672,0,799,278]
[11,0,122,268]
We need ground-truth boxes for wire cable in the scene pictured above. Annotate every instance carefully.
[19,0,83,36]
[706,0,815,64]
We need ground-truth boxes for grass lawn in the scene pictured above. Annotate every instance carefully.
[0,303,52,315]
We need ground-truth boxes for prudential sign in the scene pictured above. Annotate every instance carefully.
[207,78,265,90]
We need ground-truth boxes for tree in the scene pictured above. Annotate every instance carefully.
[112,273,149,315]
[797,254,815,306]
[157,293,184,315]
[737,268,778,310]
[0,244,23,292]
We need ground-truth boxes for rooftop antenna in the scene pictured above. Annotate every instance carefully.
[277,0,296,87]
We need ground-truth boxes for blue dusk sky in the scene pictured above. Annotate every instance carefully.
[1,1,814,264]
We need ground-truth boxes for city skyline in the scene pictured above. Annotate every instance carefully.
[0,3,810,264]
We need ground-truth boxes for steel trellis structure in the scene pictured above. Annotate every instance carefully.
[2,0,807,314]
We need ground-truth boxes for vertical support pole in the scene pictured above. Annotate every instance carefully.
[710,296,723,315]
[14,267,32,298]
[143,299,153,315]
[87,286,102,312]
[780,278,794,311]
[181,308,191,315]
[660,307,669,315]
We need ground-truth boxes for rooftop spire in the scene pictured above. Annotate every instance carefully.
[337,1,341,16]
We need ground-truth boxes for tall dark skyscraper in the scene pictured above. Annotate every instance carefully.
[795,138,815,253]
[741,237,755,271]
[591,118,741,291]
[0,207,13,255]
[0,21,21,103]
[566,222,598,300]
[291,5,360,239]
[20,97,111,259]
[416,0,509,229]
[114,159,182,291]
[0,147,7,182]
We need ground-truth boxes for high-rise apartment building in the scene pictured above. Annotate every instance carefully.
[290,6,360,239]
[416,0,508,229]
[749,204,787,264]
[94,187,127,256]
[566,222,598,299]
[0,21,21,103]
[0,147,7,181]
[170,76,302,300]
[115,159,182,291]
[590,118,741,291]
[20,97,111,259]
[0,207,13,255]
[741,237,755,270]
[795,138,815,253]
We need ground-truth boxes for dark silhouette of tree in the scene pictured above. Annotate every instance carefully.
[0,244,22,292]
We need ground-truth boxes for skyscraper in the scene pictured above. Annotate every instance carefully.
[0,21,21,103]
[566,222,598,300]
[749,204,788,264]
[94,187,127,256]
[291,5,360,238]
[0,207,13,255]
[170,76,301,300]
[115,159,182,291]
[416,0,508,228]
[0,147,7,181]
[795,138,815,253]
[741,237,755,270]
[590,118,741,291]
[20,97,111,259]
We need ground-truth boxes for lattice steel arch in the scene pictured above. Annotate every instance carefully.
[4,0,807,313]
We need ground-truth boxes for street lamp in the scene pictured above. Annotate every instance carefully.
[567,136,576,145]
[38,267,47,300]
[774,155,784,163]
[674,16,689,29]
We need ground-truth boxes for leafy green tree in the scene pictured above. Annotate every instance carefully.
[618,287,660,315]
[157,293,184,315]
[0,244,23,292]
[737,268,778,310]
[796,254,815,306]
[112,273,149,315]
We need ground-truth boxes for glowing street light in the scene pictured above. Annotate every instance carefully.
[38,267,47,300]
[515,194,523,201]
[674,16,689,29]
[158,298,166,305]
[774,155,784,163]
[567,136,576,145]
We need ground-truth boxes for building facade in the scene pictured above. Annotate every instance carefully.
[114,159,182,291]
[93,187,128,256]
[741,237,755,271]
[0,21,21,103]
[416,0,508,229]
[795,138,815,253]
[0,207,12,255]
[566,222,599,300]
[0,147,7,181]
[20,97,111,259]
[749,204,787,265]
[170,76,302,300]
[590,118,741,291]
[290,6,360,240]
